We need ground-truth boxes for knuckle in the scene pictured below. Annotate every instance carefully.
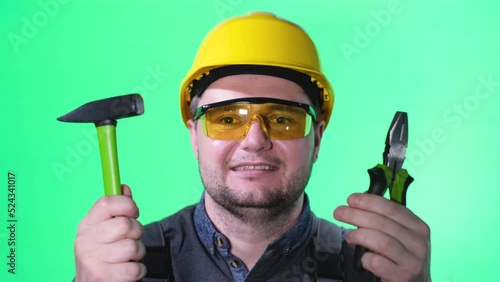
[371,215,390,233]
[414,240,430,260]
[376,235,392,251]
[127,203,140,218]
[128,219,144,239]
[76,220,87,234]
[115,217,133,235]
[123,238,141,255]
[137,241,146,258]
[74,235,91,254]
[385,200,400,217]
[401,256,426,281]
[138,222,145,236]
[96,196,114,209]
[411,227,431,258]
[74,234,84,248]
[365,254,383,272]
[123,262,146,281]
[418,221,431,237]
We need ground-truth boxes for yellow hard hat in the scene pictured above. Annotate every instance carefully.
[180,12,334,129]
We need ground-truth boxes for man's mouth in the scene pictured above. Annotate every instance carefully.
[232,165,277,171]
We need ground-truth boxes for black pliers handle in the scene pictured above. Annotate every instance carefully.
[353,112,414,272]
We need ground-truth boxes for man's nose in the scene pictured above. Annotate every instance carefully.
[239,114,272,151]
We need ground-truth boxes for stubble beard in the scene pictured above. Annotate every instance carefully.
[199,156,314,225]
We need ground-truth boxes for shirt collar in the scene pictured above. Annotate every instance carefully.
[194,193,313,256]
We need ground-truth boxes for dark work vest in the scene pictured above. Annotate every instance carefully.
[141,206,379,282]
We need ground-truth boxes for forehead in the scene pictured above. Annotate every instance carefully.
[197,74,312,106]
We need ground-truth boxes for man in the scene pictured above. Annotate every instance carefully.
[74,12,431,282]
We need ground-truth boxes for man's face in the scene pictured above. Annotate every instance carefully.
[188,74,325,218]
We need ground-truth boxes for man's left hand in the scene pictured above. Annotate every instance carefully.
[334,193,431,282]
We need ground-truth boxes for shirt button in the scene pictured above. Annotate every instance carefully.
[229,259,240,268]
[215,236,224,247]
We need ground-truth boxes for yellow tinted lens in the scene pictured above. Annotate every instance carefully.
[265,104,311,140]
[202,105,249,140]
[201,103,312,140]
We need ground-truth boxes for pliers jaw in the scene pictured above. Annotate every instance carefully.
[382,111,413,206]
[384,111,408,173]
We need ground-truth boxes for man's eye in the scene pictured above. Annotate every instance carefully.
[219,117,235,124]
[274,116,292,124]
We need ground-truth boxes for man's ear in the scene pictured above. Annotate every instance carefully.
[313,120,325,162]
[187,119,199,159]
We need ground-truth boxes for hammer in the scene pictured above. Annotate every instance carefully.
[57,94,144,196]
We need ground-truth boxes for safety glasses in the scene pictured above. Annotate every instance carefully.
[193,97,317,140]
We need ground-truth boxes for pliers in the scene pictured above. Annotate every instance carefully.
[353,111,414,271]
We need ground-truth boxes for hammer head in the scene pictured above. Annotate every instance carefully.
[57,94,144,124]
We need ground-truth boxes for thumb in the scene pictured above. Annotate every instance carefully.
[121,184,133,198]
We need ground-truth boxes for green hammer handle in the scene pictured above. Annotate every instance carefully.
[96,125,122,195]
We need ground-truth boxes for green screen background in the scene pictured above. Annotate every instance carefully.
[1,0,499,281]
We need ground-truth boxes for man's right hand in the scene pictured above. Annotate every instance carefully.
[74,184,146,282]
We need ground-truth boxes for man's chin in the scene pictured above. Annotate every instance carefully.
[223,188,287,207]
[230,199,283,209]
[218,193,282,209]
[211,189,302,214]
